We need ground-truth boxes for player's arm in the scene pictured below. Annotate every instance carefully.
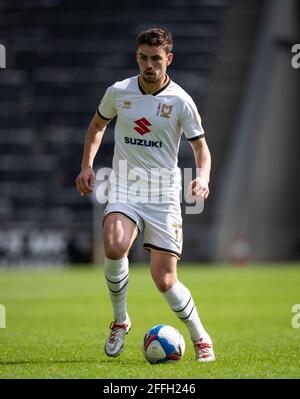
[189,137,211,199]
[76,112,110,196]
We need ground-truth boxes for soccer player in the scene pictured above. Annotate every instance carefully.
[76,28,215,362]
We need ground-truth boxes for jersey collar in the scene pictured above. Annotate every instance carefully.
[138,75,171,96]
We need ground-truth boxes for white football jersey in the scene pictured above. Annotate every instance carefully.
[97,75,204,196]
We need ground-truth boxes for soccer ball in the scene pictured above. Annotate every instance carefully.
[142,324,185,364]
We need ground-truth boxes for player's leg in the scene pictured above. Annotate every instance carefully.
[150,251,215,362]
[103,212,138,357]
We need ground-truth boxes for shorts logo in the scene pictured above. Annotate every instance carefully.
[172,223,182,247]
[157,103,173,119]
[134,117,151,136]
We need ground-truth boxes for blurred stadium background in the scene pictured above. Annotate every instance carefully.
[0,0,299,267]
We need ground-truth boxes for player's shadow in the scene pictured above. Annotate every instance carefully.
[0,358,145,366]
[0,359,98,366]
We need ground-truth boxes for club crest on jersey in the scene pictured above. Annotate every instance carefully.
[157,103,173,119]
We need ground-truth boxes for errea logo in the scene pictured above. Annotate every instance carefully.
[122,100,131,109]
[134,117,151,135]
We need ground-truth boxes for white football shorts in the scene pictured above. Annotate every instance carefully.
[103,198,183,259]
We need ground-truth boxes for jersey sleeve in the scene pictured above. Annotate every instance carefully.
[179,97,205,141]
[97,85,117,120]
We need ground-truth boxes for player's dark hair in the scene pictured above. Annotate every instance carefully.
[136,28,173,54]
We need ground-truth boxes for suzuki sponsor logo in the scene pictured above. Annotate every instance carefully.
[134,117,151,135]
[125,137,162,148]
[130,117,162,147]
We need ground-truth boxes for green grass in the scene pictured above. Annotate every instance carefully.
[0,264,300,379]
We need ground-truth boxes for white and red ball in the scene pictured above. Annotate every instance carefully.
[142,324,185,364]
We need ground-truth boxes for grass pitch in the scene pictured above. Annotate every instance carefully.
[0,264,300,379]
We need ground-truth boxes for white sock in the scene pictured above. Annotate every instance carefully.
[162,280,209,343]
[104,257,129,323]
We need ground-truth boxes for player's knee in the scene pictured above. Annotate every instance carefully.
[153,273,176,293]
[104,238,128,260]
[105,246,127,260]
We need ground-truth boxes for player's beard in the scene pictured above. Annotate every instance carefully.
[142,70,159,83]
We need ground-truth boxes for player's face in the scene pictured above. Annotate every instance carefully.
[136,45,173,84]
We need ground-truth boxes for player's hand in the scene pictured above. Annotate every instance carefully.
[188,176,210,200]
[76,166,96,196]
